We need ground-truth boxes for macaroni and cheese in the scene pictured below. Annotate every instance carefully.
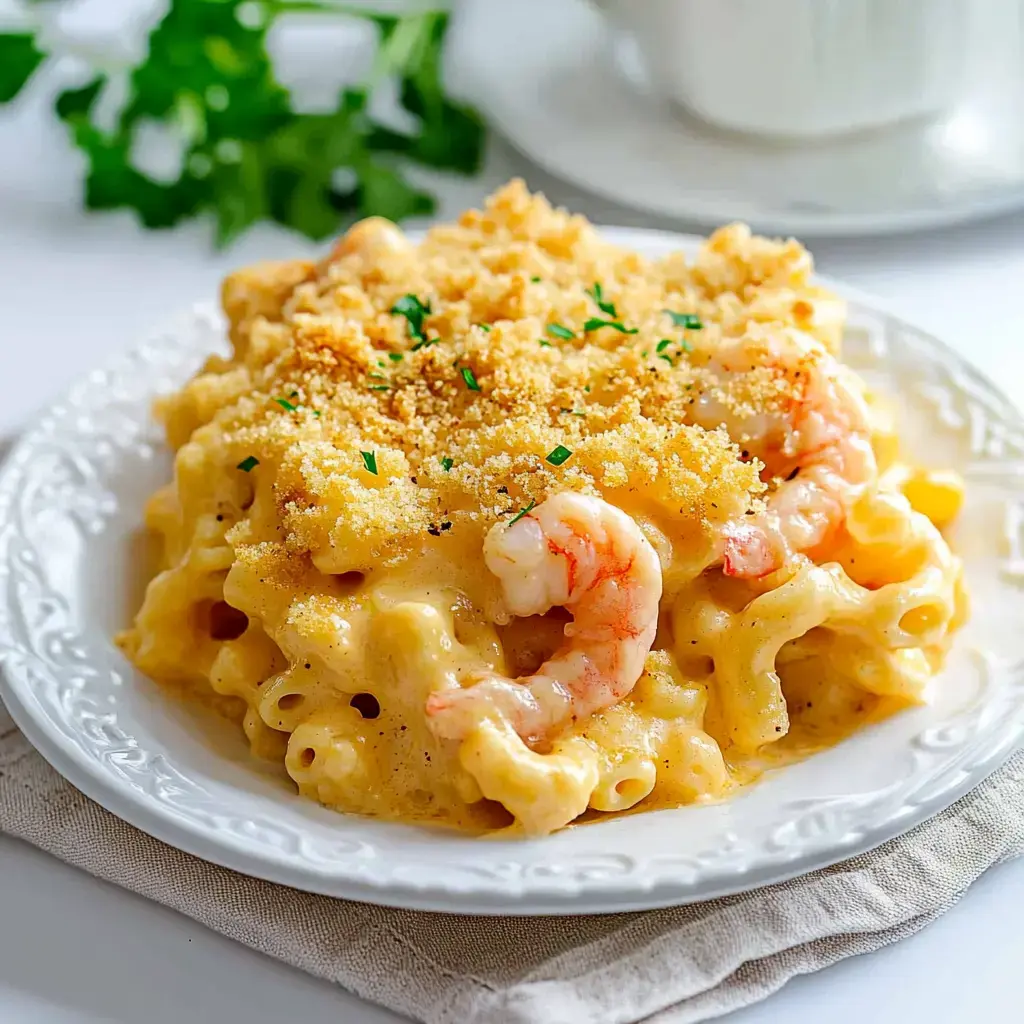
[118,182,967,835]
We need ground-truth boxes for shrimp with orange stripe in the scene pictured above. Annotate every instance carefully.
[425,493,663,747]
[689,327,877,578]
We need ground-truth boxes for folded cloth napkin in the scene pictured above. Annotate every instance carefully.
[2,704,1022,1024]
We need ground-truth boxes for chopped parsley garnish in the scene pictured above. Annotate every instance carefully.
[509,499,536,525]
[583,317,637,335]
[460,366,481,391]
[658,353,673,365]
[236,455,259,472]
[367,372,387,380]
[391,294,431,341]
[274,397,298,412]
[410,336,439,352]
[656,338,673,353]
[368,384,391,391]
[360,451,378,475]
[312,410,321,417]
[476,323,492,332]
[585,282,617,317]
[387,352,403,362]
[530,275,542,282]
[664,310,703,329]
[539,339,552,348]
[560,408,585,417]
[440,456,454,472]
[545,444,573,466]
[546,323,575,341]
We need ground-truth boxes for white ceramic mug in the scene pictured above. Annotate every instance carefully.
[588,0,978,139]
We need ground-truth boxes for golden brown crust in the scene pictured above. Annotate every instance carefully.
[162,180,849,574]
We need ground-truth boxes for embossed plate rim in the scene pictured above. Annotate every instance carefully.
[1,227,1023,915]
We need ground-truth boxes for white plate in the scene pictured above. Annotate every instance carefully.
[448,0,1024,237]
[2,228,1024,915]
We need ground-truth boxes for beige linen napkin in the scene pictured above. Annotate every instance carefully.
[2,705,1023,1023]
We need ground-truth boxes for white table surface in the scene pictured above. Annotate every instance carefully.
[3,49,1024,1023]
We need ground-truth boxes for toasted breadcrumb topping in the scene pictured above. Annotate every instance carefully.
[161,181,845,569]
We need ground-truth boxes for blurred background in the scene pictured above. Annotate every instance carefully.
[2,0,1024,429]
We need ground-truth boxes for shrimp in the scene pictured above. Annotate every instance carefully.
[689,328,876,578]
[425,493,663,748]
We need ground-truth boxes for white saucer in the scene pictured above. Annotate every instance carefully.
[449,0,1024,236]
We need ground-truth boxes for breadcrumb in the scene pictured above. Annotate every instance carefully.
[162,181,845,574]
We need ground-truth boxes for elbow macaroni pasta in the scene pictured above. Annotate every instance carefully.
[118,182,967,836]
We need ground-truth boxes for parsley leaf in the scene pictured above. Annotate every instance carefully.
[274,397,299,412]
[664,310,703,329]
[0,34,46,104]
[545,445,573,466]
[236,455,259,472]
[391,294,431,341]
[546,323,575,340]
[509,499,536,525]
[360,451,378,475]
[538,340,552,348]
[440,456,454,472]
[583,317,638,335]
[388,352,404,362]
[585,282,617,317]
[460,366,481,391]
[5,4,483,247]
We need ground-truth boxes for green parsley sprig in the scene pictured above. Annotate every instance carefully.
[0,2,484,247]
[546,323,575,341]
[585,282,617,317]
[584,317,638,335]
[664,310,703,330]
[508,499,536,525]
[545,444,573,467]
[392,294,432,341]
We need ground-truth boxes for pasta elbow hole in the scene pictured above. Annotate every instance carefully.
[334,570,366,591]
[207,601,249,641]
[276,693,306,712]
[298,747,316,769]
[349,692,381,719]
[679,654,715,679]
[614,777,650,804]
[899,603,945,637]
